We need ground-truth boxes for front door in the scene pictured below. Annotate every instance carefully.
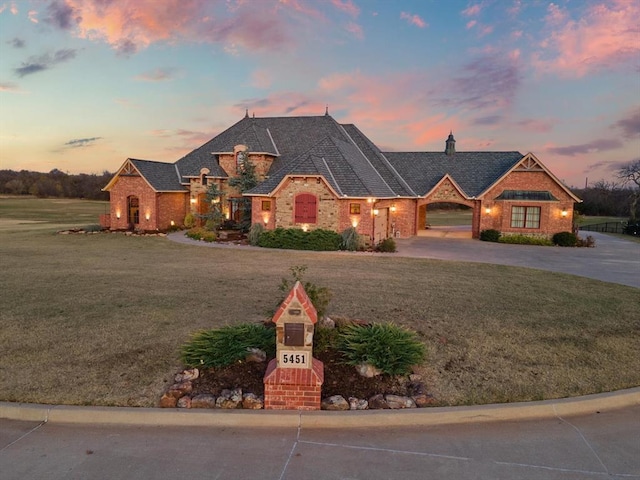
[373,208,389,243]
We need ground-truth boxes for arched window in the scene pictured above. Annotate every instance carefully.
[127,196,139,225]
[294,193,317,224]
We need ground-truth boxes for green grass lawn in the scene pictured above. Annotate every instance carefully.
[1,198,638,407]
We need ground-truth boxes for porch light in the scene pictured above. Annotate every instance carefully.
[170,220,175,226]
[352,219,358,228]
[390,204,396,212]
[561,209,568,217]
[485,207,491,214]
[373,208,379,216]
[190,198,196,204]
[263,214,269,225]
[367,198,374,203]
[145,212,150,221]
[116,210,121,219]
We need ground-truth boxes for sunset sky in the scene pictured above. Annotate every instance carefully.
[0,0,638,188]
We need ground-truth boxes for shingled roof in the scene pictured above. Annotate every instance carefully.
[111,115,531,200]
[383,151,523,198]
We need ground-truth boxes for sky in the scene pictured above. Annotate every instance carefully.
[0,0,638,188]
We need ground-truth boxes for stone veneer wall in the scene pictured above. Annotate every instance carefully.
[274,177,339,230]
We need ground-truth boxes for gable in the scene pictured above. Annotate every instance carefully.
[103,158,186,193]
[424,175,472,204]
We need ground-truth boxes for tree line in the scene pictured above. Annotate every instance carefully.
[0,169,112,201]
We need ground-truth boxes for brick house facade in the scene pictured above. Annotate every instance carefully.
[103,113,580,239]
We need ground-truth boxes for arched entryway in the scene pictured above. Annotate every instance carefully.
[417,200,477,238]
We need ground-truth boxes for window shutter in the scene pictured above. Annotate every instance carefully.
[295,194,317,223]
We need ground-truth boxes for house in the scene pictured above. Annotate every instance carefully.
[102,111,580,240]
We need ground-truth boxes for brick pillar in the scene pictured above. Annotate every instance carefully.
[263,358,324,410]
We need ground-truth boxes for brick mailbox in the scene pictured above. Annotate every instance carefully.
[263,281,324,410]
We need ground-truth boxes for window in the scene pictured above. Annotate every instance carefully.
[294,193,317,224]
[350,203,361,215]
[127,196,140,224]
[511,206,541,228]
[261,200,271,211]
[201,174,208,186]
[236,150,247,173]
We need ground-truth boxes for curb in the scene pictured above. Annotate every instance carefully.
[2,387,638,428]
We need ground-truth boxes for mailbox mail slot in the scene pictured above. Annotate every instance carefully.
[284,323,305,346]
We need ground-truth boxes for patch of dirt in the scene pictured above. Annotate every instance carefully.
[191,349,411,400]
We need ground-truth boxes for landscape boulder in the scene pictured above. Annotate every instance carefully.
[321,395,350,411]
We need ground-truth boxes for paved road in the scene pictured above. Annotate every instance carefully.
[2,403,639,479]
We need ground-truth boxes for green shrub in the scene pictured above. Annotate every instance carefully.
[313,325,340,353]
[375,237,396,252]
[498,234,553,246]
[185,227,217,242]
[83,224,103,232]
[340,226,363,251]
[257,227,342,251]
[552,231,578,247]
[204,219,217,231]
[277,265,332,319]
[248,223,264,246]
[180,323,275,368]
[480,229,501,242]
[184,213,196,228]
[338,323,426,375]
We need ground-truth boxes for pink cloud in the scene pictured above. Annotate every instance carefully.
[0,82,19,92]
[345,21,364,39]
[462,4,482,16]
[250,69,273,89]
[58,0,307,55]
[28,9,37,23]
[400,12,427,28]
[534,0,640,77]
[330,0,360,17]
[466,20,477,29]
[134,68,178,82]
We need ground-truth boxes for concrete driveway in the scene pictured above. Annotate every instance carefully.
[395,232,640,288]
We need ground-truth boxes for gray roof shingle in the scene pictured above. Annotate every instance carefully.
[129,159,186,192]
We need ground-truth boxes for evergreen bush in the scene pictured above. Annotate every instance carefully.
[375,237,397,252]
[340,226,362,251]
[337,323,426,376]
[184,213,196,229]
[498,234,553,246]
[552,231,578,247]
[257,227,342,251]
[277,265,332,319]
[180,323,275,368]
[185,227,216,242]
[480,229,501,242]
[248,223,264,246]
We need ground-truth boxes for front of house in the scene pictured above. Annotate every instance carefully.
[102,112,580,240]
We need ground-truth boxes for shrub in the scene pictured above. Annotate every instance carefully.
[375,237,396,252]
[313,325,339,353]
[83,224,103,232]
[337,323,426,376]
[577,235,596,247]
[498,234,553,246]
[552,231,578,247]
[204,219,217,231]
[480,229,501,242]
[340,226,362,251]
[180,323,275,368]
[185,227,217,242]
[184,213,196,229]
[248,223,264,246]
[277,265,332,319]
[257,227,342,251]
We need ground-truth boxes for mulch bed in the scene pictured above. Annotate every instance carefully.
[191,349,410,400]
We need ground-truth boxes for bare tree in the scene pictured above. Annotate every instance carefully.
[616,159,640,221]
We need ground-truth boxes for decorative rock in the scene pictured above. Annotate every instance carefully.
[356,362,382,378]
[412,393,436,408]
[167,381,192,399]
[175,368,199,383]
[409,374,423,383]
[177,396,192,408]
[191,394,217,408]
[242,393,264,410]
[159,393,178,408]
[321,395,350,411]
[385,394,416,409]
[216,388,243,409]
[245,348,267,363]
[348,397,368,410]
[368,394,390,409]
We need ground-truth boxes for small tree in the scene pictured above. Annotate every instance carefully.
[616,159,640,222]
[201,182,225,231]
[228,152,258,231]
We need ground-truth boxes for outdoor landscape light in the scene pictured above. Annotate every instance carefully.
[190,198,196,204]
[263,214,269,225]
[352,219,358,228]
[485,207,491,214]
[116,211,121,219]
[170,220,175,226]
[561,209,568,217]
[145,213,150,221]
[390,204,396,212]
